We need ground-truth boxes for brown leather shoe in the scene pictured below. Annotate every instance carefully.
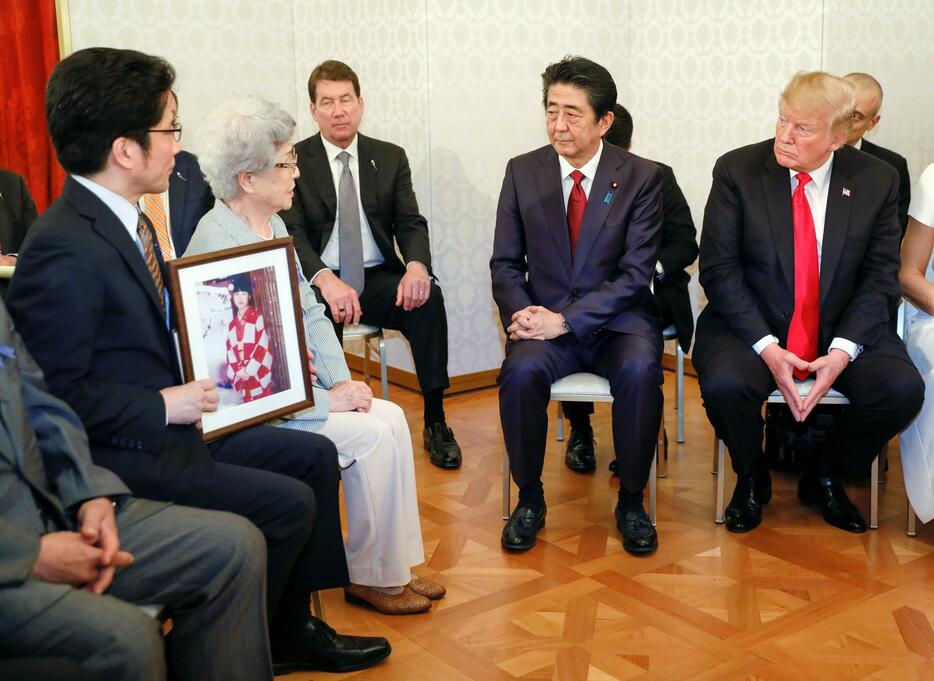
[407,576,446,600]
[344,584,431,615]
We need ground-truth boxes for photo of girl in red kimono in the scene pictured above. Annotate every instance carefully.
[226,273,274,402]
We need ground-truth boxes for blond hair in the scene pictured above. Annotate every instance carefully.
[780,71,855,134]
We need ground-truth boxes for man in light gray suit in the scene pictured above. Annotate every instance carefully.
[0,300,274,680]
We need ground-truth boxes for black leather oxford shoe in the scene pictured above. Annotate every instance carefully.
[564,427,596,473]
[501,503,546,551]
[724,472,772,533]
[615,504,658,555]
[798,475,867,533]
[423,422,462,469]
[271,616,391,674]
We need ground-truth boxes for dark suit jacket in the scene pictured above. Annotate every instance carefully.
[8,177,216,506]
[491,143,663,342]
[694,139,905,371]
[168,150,214,255]
[858,138,910,236]
[281,132,432,278]
[649,160,697,352]
[0,170,39,255]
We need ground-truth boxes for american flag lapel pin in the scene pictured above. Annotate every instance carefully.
[842,187,851,197]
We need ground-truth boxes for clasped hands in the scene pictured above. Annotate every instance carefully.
[507,305,568,341]
[30,497,133,594]
[760,344,850,422]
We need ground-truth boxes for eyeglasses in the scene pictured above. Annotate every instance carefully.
[147,123,183,142]
[274,148,299,169]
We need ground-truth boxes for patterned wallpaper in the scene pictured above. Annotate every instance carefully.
[67,0,934,375]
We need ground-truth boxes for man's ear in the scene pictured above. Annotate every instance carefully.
[110,137,138,172]
[598,110,614,137]
[866,113,881,134]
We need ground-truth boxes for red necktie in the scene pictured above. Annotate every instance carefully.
[567,170,586,258]
[787,172,819,380]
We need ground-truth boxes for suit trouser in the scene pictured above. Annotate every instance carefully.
[0,658,99,681]
[316,266,450,393]
[499,330,663,496]
[279,398,425,587]
[206,425,349,633]
[697,342,924,478]
[0,502,271,681]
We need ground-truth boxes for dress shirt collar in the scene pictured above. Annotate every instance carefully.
[852,137,863,151]
[558,141,604,182]
[321,134,359,164]
[788,152,834,192]
[72,174,141,243]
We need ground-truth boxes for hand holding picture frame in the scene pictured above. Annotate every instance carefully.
[167,237,313,441]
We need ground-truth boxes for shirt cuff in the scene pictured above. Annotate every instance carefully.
[310,267,331,286]
[829,337,863,361]
[752,335,779,354]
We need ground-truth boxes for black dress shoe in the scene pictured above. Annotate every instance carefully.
[423,422,462,469]
[615,504,658,555]
[565,427,596,473]
[724,472,772,533]
[271,617,391,674]
[501,503,546,551]
[797,475,867,533]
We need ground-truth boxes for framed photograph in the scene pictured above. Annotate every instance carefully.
[167,237,313,441]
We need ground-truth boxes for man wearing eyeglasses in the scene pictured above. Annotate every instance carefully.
[8,47,391,677]
[281,59,462,470]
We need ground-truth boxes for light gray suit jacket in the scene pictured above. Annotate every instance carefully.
[184,201,352,429]
[0,301,164,633]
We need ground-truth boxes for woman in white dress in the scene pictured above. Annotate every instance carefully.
[898,162,934,523]
[186,96,445,614]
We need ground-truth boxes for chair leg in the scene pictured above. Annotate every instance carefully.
[676,345,685,444]
[311,591,325,621]
[657,413,667,479]
[715,440,726,524]
[649,450,658,527]
[362,336,371,387]
[377,331,389,400]
[556,401,565,441]
[870,455,879,530]
[502,450,511,521]
[879,444,888,485]
[907,499,918,537]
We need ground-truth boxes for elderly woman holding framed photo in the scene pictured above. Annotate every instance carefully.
[185,96,444,615]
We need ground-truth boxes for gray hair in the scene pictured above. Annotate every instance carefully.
[197,95,296,200]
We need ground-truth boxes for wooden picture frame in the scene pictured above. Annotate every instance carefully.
[167,237,313,441]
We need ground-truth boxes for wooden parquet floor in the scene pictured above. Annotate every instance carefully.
[282,371,934,681]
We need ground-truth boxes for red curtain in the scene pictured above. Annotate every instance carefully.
[0,0,66,213]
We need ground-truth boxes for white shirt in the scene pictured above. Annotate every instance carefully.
[558,141,604,206]
[318,134,384,274]
[852,137,864,151]
[752,153,861,360]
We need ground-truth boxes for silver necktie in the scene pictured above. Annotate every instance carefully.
[337,151,365,295]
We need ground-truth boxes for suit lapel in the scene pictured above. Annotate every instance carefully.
[356,134,379,216]
[820,150,854,304]
[168,169,186,250]
[304,134,338,251]
[65,179,165,319]
[761,153,795,295]
[572,150,623,280]
[535,149,572,278]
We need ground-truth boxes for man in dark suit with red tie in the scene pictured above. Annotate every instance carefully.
[695,71,923,534]
[491,56,665,555]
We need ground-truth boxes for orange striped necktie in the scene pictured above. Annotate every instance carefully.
[141,193,175,260]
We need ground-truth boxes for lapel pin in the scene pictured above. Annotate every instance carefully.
[842,187,851,197]
[610,181,619,189]
[604,192,613,204]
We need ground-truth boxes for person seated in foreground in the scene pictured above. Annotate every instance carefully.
[184,95,446,616]
[694,71,923,534]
